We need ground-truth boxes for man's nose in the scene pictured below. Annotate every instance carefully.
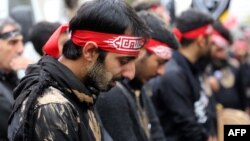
[121,61,135,80]
[16,41,24,54]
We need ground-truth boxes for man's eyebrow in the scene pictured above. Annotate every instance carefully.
[7,38,21,43]
[117,56,136,61]
[0,30,21,40]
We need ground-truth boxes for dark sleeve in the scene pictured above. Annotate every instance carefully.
[96,88,138,141]
[143,91,166,141]
[31,103,79,141]
[155,70,208,141]
[0,92,13,140]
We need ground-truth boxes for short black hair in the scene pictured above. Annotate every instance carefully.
[175,8,214,46]
[64,0,78,9]
[137,11,179,50]
[213,21,233,45]
[63,40,108,61]
[132,0,161,12]
[63,0,150,60]
[29,21,60,55]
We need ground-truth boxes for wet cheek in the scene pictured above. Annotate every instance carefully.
[105,63,121,78]
[108,66,122,76]
[105,72,113,80]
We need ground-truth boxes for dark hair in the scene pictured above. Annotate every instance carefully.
[0,17,21,34]
[137,11,179,50]
[175,8,214,46]
[29,21,61,55]
[62,40,108,61]
[63,0,150,59]
[213,21,233,44]
[64,0,78,9]
[132,0,161,11]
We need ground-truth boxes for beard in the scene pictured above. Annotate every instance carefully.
[195,51,212,73]
[211,58,228,70]
[82,59,122,92]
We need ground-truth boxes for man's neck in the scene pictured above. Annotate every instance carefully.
[128,77,144,90]
[179,45,198,64]
[58,56,85,80]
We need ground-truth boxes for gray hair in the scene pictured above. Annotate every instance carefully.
[0,17,21,34]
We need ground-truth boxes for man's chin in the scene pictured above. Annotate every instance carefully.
[99,83,115,92]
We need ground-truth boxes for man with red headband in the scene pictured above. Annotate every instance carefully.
[150,9,215,141]
[209,21,247,110]
[8,0,149,141]
[234,39,250,115]
[96,11,179,141]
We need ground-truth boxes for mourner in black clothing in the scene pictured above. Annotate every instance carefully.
[0,17,24,141]
[7,0,150,141]
[232,39,250,114]
[239,59,250,113]
[96,11,179,141]
[209,21,247,110]
[150,9,215,141]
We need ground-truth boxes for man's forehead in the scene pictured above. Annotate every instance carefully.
[154,54,169,62]
[1,24,18,33]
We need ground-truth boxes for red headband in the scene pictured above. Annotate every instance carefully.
[145,39,172,59]
[211,31,229,48]
[173,25,213,42]
[150,5,160,11]
[43,23,144,57]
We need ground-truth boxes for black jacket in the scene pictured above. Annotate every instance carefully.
[96,79,166,141]
[239,62,250,107]
[8,56,112,141]
[210,61,247,110]
[0,71,18,141]
[150,51,211,141]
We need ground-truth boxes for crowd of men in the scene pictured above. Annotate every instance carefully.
[1,0,250,141]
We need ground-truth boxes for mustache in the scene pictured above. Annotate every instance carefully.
[112,76,125,82]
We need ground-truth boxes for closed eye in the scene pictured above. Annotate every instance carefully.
[117,56,136,65]
[8,39,19,46]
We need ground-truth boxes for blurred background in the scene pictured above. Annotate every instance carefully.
[1,0,250,42]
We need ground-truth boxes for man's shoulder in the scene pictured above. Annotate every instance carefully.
[33,86,78,115]
[8,87,78,141]
[0,81,14,103]
[36,87,70,106]
[165,59,183,74]
[163,60,186,81]
[96,85,129,109]
[99,86,127,100]
[0,80,11,92]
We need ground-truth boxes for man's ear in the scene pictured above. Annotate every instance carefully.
[82,41,99,62]
[137,49,147,59]
[196,35,206,49]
